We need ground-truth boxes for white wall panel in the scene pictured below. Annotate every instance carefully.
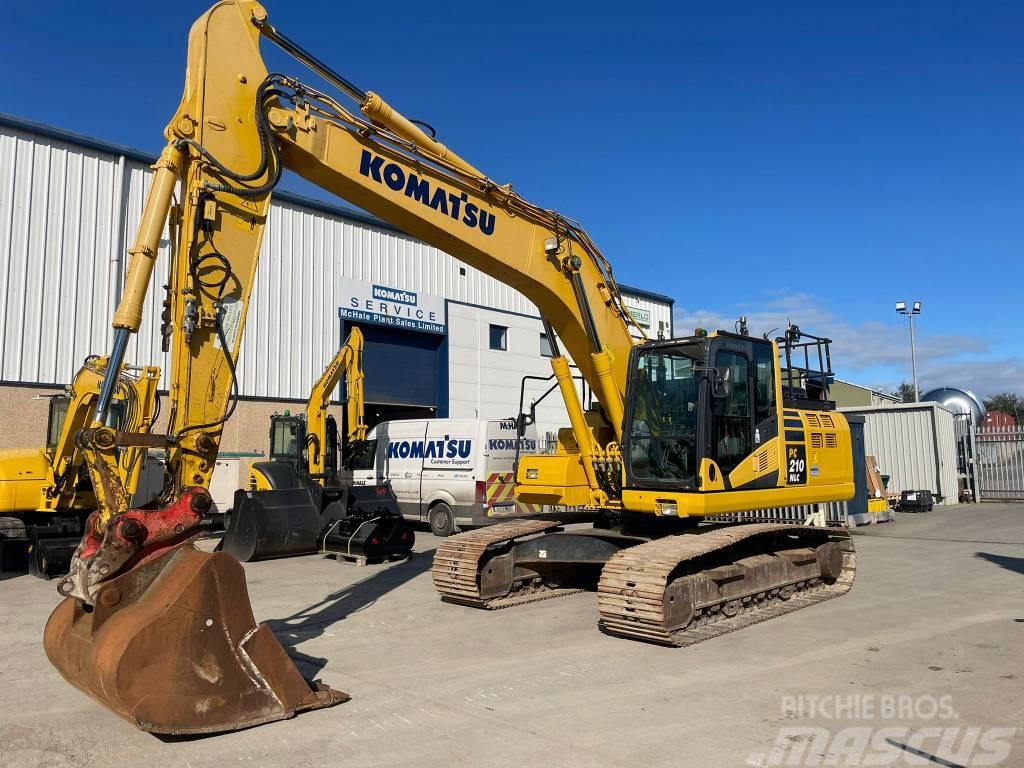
[0,119,674,415]
[840,403,959,503]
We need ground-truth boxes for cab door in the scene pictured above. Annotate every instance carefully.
[708,336,779,484]
[709,345,754,474]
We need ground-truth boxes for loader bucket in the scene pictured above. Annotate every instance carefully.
[43,542,348,735]
[222,487,323,562]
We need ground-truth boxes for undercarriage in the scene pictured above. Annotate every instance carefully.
[432,516,855,645]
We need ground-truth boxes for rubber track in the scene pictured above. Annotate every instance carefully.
[597,523,856,646]
[432,519,582,609]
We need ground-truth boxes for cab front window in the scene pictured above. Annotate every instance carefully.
[627,346,700,486]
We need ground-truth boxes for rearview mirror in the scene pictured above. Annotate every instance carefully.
[712,366,732,398]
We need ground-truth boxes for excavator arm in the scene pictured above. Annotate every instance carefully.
[45,0,853,735]
[63,0,638,599]
[48,2,637,732]
[0,357,160,516]
[306,326,365,478]
[87,1,640,505]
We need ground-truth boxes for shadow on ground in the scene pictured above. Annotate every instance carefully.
[150,551,434,743]
[266,552,434,676]
[975,552,1024,575]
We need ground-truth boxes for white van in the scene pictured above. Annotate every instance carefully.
[349,418,540,536]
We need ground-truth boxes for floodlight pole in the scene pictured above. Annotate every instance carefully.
[908,312,919,403]
[896,301,921,402]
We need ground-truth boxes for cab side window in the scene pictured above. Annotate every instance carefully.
[711,350,752,472]
[753,342,776,425]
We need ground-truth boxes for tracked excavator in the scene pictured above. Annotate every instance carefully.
[222,327,413,561]
[0,357,159,578]
[43,0,856,735]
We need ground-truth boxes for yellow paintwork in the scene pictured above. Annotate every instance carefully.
[84,0,851,526]
[0,359,159,516]
[306,327,365,480]
[247,327,365,488]
[622,479,855,517]
[699,458,727,491]
[867,498,888,513]
[727,438,780,490]
[249,470,273,492]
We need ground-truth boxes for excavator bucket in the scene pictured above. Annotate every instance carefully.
[223,487,324,562]
[43,542,347,734]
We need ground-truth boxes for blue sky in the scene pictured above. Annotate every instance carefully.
[3,1,1021,397]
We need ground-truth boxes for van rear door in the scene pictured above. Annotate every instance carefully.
[484,419,541,519]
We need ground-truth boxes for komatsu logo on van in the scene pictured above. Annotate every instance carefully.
[359,150,496,236]
[488,438,538,451]
[387,436,472,460]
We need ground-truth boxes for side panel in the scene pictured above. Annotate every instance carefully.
[368,420,428,519]
[421,420,476,522]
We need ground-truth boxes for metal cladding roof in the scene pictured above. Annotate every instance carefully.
[0,112,673,308]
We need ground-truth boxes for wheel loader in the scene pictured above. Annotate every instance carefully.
[222,326,414,562]
[43,0,855,735]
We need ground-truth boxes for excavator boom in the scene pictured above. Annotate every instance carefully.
[44,0,854,735]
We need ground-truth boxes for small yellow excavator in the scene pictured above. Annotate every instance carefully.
[43,1,855,735]
[0,357,159,578]
[222,327,413,561]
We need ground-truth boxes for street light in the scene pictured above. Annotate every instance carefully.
[896,301,922,402]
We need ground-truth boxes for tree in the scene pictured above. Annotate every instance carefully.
[893,382,921,403]
[983,392,1024,420]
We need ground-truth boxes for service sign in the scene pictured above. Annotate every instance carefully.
[339,278,446,334]
[625,304,651,328]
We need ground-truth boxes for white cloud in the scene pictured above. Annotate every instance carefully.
[672,293,1014,399]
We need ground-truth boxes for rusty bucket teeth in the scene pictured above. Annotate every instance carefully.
[43,543,348,735]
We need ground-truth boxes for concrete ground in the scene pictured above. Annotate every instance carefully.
[1,505,1022,768]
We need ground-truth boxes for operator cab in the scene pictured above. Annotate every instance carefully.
[268,412,340,482]
[622,328,833,492]
[45,396,128,454]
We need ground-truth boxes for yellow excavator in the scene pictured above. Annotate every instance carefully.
[222,327,414,561]
[43,0,855,735]
[0,356,159,578]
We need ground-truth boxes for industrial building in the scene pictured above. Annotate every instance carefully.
[0,114,673,460]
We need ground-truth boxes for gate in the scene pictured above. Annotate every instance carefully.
[976,424,1024,501]
[953,413,980,502]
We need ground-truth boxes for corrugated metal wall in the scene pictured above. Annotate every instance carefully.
[0,118,673,401]
[839,403,959,503]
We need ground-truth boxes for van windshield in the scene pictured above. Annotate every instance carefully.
[346,439,377,471]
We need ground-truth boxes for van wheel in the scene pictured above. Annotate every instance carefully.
[429,503,456,537]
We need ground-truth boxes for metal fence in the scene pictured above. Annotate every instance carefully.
[975,425,1024,500]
